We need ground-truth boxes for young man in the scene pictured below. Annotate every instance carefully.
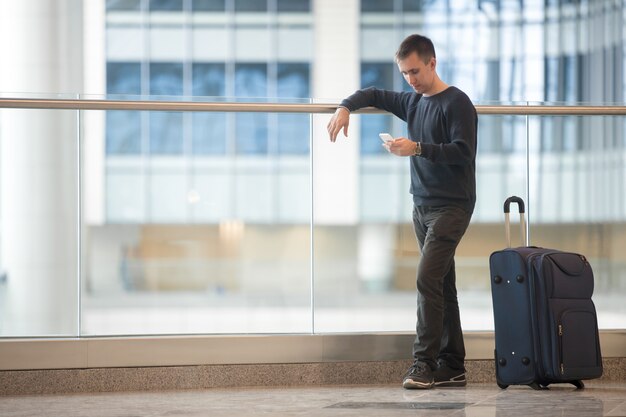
[327,34,477,389]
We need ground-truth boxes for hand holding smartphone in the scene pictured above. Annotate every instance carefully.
[379,133,394,152]
[379,133,394,143]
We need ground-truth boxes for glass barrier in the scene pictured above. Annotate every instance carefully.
[0,107,79,336]
[81,104,312,335]
[311,113,529,332]
[527,114,626,329]
[0,96,625,338]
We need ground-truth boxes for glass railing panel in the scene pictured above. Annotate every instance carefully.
[527,114,626,330]
[311,112,413,332]
[2,95,625,339]
[0,107,79,337]
[464,113,529,330]
[311,112,529,333]
[80,98,313,336]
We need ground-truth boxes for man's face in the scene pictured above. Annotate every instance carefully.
[397,52,436,95]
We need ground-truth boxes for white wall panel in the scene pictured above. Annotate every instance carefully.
[360,28,397,61]
[106,28,144,61]
[235,29,271,62]
[192,28,230,61]
[277,28,313,61]
[149,28,185,61]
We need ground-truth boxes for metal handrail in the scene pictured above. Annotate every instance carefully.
[1,97,626,115]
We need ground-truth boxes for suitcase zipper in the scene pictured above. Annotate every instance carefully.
[529,253,547,378]
[558,324,564,375]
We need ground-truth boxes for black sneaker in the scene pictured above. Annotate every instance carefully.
[433,365,467,387]
[402,361,434,389]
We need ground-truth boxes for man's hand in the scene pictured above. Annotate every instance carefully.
[327,107,350,142]
[387,138,418,156]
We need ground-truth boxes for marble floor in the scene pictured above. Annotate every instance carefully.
[0,382,624,417]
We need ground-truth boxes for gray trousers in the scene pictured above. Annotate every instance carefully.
[411,205,473,371]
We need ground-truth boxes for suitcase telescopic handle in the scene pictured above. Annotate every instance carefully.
[503,196,527,248]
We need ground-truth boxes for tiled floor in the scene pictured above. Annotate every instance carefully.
[1,382,625,417]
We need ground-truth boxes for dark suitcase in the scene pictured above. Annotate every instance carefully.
[489,196,603,390]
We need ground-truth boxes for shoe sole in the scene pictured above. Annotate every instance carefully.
[403,379,434,389]
[434,380,467,387]
[433,372,467,388]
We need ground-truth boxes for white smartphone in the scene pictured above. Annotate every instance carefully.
[379,133,394,143]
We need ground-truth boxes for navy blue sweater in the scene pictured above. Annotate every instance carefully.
[340,86,477,212]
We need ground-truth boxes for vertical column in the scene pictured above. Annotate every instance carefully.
[312,0,360,225]
[83,0,106,226]
[312,2,399,299]
[0,1,82,335]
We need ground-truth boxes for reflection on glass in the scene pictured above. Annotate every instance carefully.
[235,0,267,12]
[361,63,396,154]
[107,63,141,95]
[149,64,184,154]
[361,0,394,12]
[106,0,141,11]
[193,113,227,154]
[192,64,227,154]
[235,63,268,154]
[236,113,268,154]
[192,0,226,11]
[277,63,310,155]
[107,111,142,154]
[149,0,184,12]
[277,114,309,154]
[277,0,310,12]
[277,63,310,98]
[107,63,142,155]
[149,112,183,154]
[361,115,393,154]
[192,63,226,97]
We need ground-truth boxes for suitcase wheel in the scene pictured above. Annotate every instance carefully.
[496,381,509,390]
[571,380,585,390]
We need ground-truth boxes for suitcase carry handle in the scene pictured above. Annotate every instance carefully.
[504,196,527,247]
[504,196,525,214]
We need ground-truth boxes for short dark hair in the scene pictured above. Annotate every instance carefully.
[395,34,436,64]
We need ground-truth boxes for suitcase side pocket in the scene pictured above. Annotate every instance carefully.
[549,300,603,380]
[559,306,603,379]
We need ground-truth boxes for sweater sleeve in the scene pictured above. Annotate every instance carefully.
[420,95,477,166]
[340,87,416,122]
